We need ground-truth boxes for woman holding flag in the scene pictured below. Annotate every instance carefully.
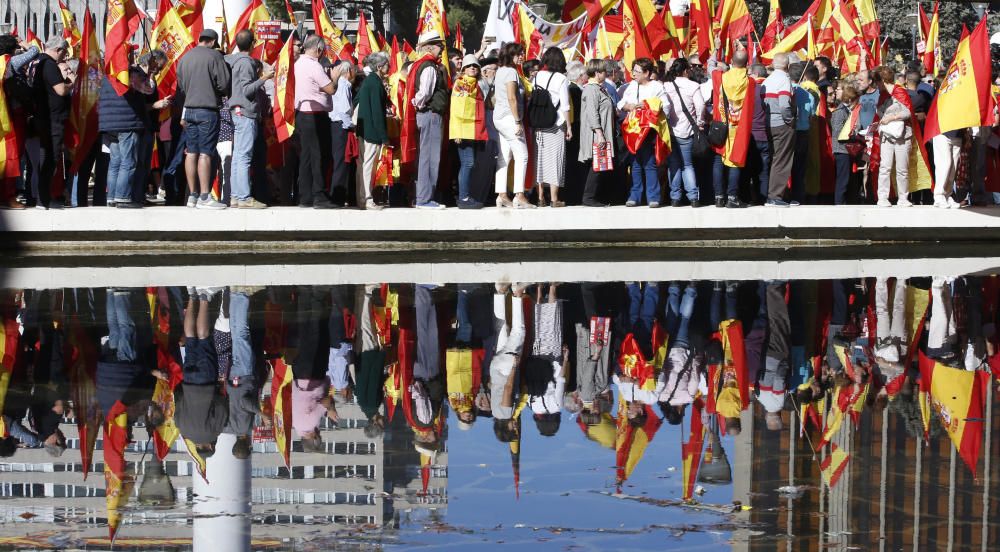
[449,54,488,209]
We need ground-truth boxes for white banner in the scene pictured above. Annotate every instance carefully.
[484,0,589,50]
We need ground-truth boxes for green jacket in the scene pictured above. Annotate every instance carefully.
[356,72,389,145]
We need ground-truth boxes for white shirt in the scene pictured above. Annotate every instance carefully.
[616,80,670,113]
[530,360,565,415]
[662,77,705,138]
[534,70,571,128]
[329,76,354,129]
[613,374,658,405]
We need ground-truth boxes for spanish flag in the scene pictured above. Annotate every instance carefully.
[183,437,209,482]
[271,358,294,469]
[356,11,382,61]
[65,314,101,479]
[0,297,19,438]
[104,401,133,542]
[918,352,990,476]
[821,442,850,488]
[151,378,180,461]
[854,0,880,42]
[713,0,754,48]
[760,0,784,53]
[512,2,544,61]
[452,22,464,53]
[618,333,658,391]
[175,0,205,41]
[151,0,194,99]
[312,0,355,61]
[621,0,659,71]
[449,75,488,142]
[272,33,296,143]
[104,0,143,96]
[681,397,706,501]
[594,15,625,60]
[712,68,756,168]
[24,29,42,51]
[562,0,618,28]
[57,0,81,56]
[687,0,713,62]
[0,55,22,180]
[66,10,101,176]
[621,97,672,164]
[614,399,663,488]
[924,16,995,142]
[230,0,280,64]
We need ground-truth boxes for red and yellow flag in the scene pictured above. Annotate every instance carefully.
[182,437,209,481]
[618,332,658,391]
[920,2,942,77]
[562,0,618,28]
[594,15,624,60]
[681,397,706,501]
[417,0,449,42]
[271,358,294,469]
[0,297,19,439]
[104,0,144,96]
[760,0,784,53]
[713,68,756,167]
[67,9,101,175]
[356,11,381,62]
[924,17,995,142]
[620,0,659,71]
[687,0,713,62]
[24,29,42,50]
[452,22,464,53]
[918,352,990,476]
[57,0,81,56]
[714,0,754,49]
[230,0,280,64]
[65,312,101,479]
[151,0,194,99]
[854,0,880,42]
[821,442,850,488]
[272,33,296,142]
[621,97,673,164]
[176,0,206,40]
[511,2,544,60]
[0,55,21,180]
[614,399,662,488]
[104,401,132,542]
[311,0,354,61]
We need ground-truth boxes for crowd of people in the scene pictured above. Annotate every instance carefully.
[3,275,995,489]
[0,17,998,211]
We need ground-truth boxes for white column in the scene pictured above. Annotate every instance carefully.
[193,433,252,552]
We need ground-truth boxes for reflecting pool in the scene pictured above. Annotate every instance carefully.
[0,275,998,550]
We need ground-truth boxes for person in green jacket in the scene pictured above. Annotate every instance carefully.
[355,52,391,210]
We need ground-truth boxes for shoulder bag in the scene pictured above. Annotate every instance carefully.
[672,81,711,157]
[707,85,730,147]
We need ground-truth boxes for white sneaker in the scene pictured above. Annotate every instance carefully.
[197,197,227,210]
[896,198,913,207]
[186,194,198,208]
[875,343,899,363]
[946,197,962,209]
[876,199,892,207]
[933,196,949,208]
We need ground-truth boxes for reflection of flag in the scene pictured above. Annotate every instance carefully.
[509,439,520,499]
[151,379,180,460]
[272,33,296,143]
[682,397,706,501]
[924,17,995,142]
[183,437,208,481]
[614,399,662,487]
[0,55,21,179]
[65,315,101,478]
[618,333,656,390]
[151,0,194,99]
[820,442,850,488]
[621,97,672,164]
[67,10,101,175]
[271,358,294,469]
[104,401,132,542]
[104,0,144,96]
[918,352,990,475]
[0,298,19,438]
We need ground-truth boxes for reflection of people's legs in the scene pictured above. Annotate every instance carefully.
[674,285,696,349]
[106,291,122,352]
[493,292,509,351]
[360,285,381,352]
[766,282,791,361]
[415,285,440,380]
[875,277,890,342]
[889,279,907,342]
[928,277,953,351]
[110,292,137,362]
[230,291,253,379]
[456,288,472,344]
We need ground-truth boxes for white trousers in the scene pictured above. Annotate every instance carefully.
[877,140,911,201]
[494,116,528,194]
[875,277,907,344]
[931,133,962,198]
[356,139,381,205]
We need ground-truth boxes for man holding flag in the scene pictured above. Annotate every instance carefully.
[404,30,449,210]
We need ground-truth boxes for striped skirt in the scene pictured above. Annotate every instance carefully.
[534,123,566,187]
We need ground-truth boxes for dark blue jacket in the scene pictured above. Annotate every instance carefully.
[98,69,155,133]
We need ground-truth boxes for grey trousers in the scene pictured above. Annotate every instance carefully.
[415,111,443,204]
[767,125,795,200]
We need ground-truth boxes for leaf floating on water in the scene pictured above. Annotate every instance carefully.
[19,512,37,520]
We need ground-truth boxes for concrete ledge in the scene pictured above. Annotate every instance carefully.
[3,256,998,289]
[3,205,1000,247]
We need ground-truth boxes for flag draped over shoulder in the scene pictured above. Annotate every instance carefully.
[712,68,755,167]
[924,16,995,142]
[67,10,101,183]
[0,55,21,179]
[401,54,439,167]
[312,0,354,62]
[151,0,194,99]
[104,0,143,96]
[621,97,672,164]
[272,33,296,142]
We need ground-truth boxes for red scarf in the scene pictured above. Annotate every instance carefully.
[401,54,441,167]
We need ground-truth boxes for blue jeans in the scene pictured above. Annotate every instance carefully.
[629,135,660,204]
[106,131,139,202]
[106,291,149,363]
[710,284,737,328]
[456,288,473,343]
[834,153,851,205]
[712,154,740,198]
[229,291,254,379]
[754,139,771,199]
[231,113,258,201]
[666,284,697,349]
[456,142,476,200]
[183,108,220,155]
[668,135,698,201]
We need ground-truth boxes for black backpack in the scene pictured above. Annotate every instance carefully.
[526,72,559,128]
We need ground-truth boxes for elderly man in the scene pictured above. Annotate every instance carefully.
[33,37,75,209]
[294,35,337,209]
[228,29,273,209]
[762,53,794,207]
[403,30,449,209]
[328,60,356,203]
[176,29,231,210]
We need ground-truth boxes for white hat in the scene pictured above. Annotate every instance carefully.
[457,420,473,431]
[417,30,443,48]
[461,54,480,68]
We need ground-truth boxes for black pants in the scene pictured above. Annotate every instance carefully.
[37,117,67,207]
[834,153,852,205]
[330,123,348,201]
[583,165,606,205]
[295,112,332,205]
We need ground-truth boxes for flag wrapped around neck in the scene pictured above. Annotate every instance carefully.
[621,97,672,164]
[448,75,488,141]
[104,0,143,96]
[400,53,440,167]
[924,16,995,142]
[712,67,756,168]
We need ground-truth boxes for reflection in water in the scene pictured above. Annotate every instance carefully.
[0,278,998,549]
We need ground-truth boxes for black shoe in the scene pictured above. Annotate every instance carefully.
[726,197,748,209]
[715,196,726,208]
[313,200,337,209]
[457,198,484,209]
[116,201,143,209]
[690,200,701,208]
[670,200,682,207]
[582,200,609,207]
[298,201,313,208]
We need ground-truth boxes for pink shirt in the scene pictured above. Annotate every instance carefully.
[292,378,328,435]
[294,55,333,113]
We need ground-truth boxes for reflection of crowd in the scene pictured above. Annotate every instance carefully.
[0,278,996,485]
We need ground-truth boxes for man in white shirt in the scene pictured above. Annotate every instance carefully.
[328,60,355,203]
